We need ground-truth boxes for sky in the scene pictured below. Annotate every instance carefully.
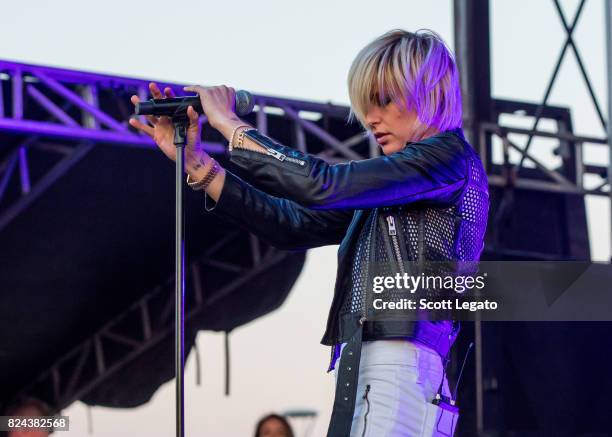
[1,0,610,436]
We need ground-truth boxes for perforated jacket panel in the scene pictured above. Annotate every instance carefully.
[336,130,489,345]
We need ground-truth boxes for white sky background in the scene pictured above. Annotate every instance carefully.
[1,0,610,436]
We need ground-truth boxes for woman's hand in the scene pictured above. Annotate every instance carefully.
[128,82,226,203]
[183,85,241,131]
[129,83,179,161]
[129,82,211,178]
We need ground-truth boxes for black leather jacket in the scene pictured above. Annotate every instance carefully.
[204,127,489,363]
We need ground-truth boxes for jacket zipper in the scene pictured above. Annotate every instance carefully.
[237,130,308,167]
[244,143,307,167]
[385,214,406,276]
[361,384,371,437]
[360,209,378,326]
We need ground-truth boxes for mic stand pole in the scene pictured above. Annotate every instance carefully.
[173,117,188,437]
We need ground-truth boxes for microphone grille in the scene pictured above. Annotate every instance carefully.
[235,90,255,116]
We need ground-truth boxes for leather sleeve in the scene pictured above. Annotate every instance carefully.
[229,130,469,210]
[203,170,354,251]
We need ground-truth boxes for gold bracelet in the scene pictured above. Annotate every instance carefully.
[186,159,221,191]
[229,124,251,151]
[235,127,256,150]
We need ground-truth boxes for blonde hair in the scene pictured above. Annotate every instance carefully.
[348,29,462,132]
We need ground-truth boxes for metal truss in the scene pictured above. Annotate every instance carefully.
[482,103,609,197]
[477,0,611,253]
[12,230,286,411]
[479,0,612,196]
[0,60,376,235]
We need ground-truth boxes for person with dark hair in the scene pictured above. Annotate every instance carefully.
[254,413,294,437]
[131,28,488,436]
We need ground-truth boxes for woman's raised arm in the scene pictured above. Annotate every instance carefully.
[204,169,354,250]
[129,83,354,250]
[186,85,469,211]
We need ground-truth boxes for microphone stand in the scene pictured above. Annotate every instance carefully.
[172,117,188,437]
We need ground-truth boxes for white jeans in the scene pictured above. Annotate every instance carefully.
[333,340,459,437]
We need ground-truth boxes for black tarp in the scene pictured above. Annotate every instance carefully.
[0,143,305,408]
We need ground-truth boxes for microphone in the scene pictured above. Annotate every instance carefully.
[135,90,255,118]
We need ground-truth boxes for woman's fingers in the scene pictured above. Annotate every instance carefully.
[149,82,163,99]
[187,105,199,124]
[145,115,158,126]
[129,95,157,130]
[129,118,154,137]
[130,94,160,128]
[182,85,236,128]
[139,84,174,106]
[183,85,202,94]
[185,106,202,150]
